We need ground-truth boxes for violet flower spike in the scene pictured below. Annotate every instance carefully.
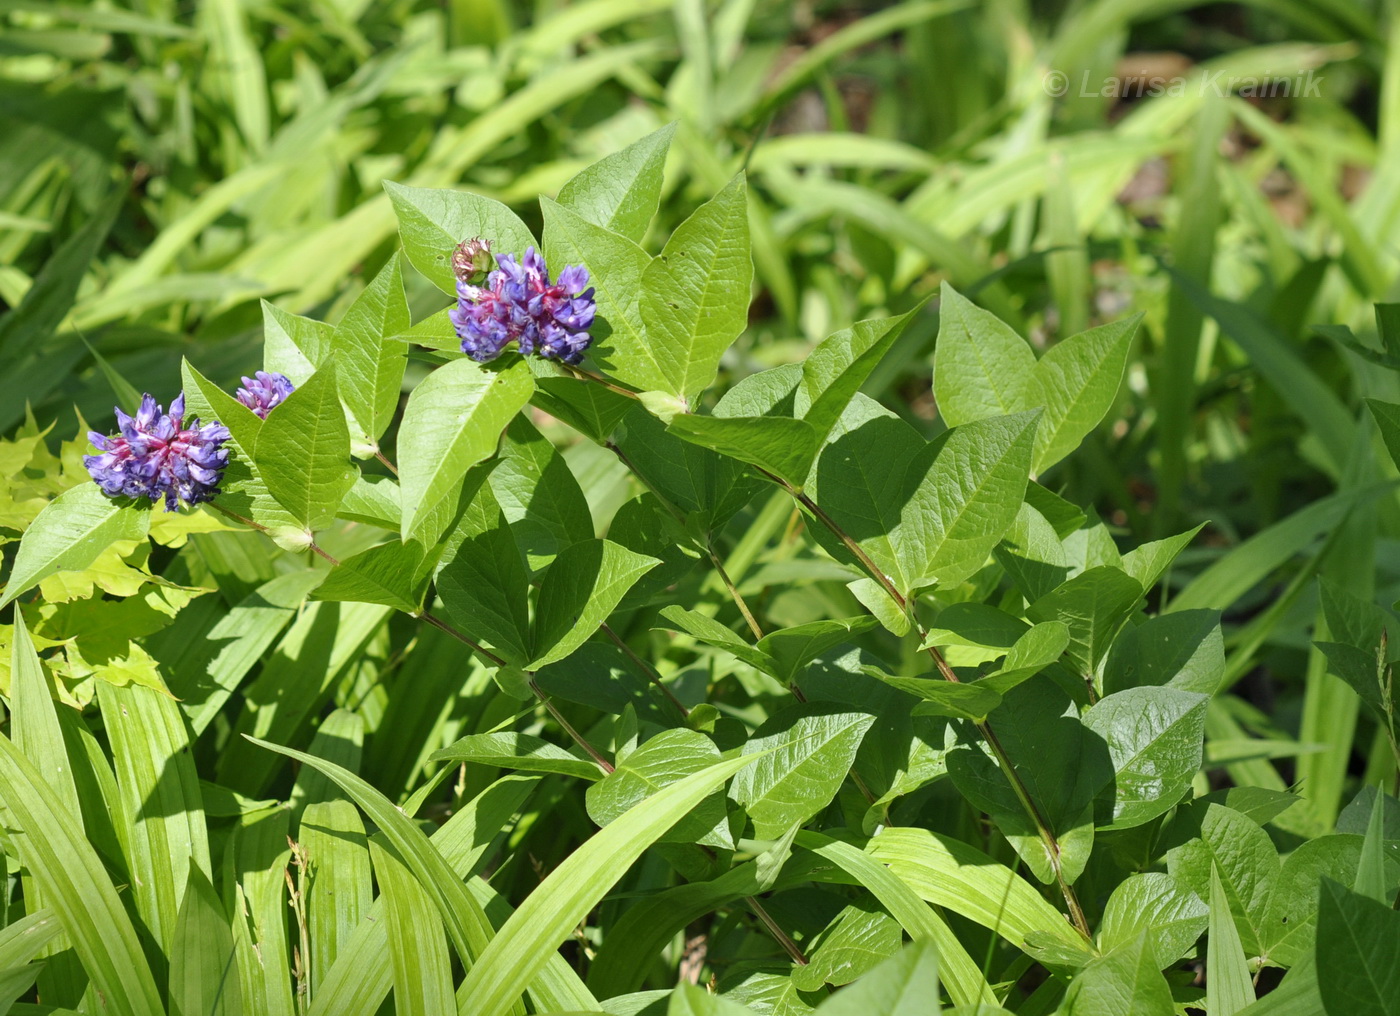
[84,393,231,511]
[236,370,295,419]
[450,246,596,365]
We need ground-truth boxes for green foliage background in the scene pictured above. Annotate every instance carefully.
[3,1,1400,1014]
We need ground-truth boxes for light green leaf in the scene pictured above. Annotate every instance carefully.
[585,728,731,848]
[557,123,674,242]
[1121,523,1205,591]
[864,668,1002,723]
[541,198,656,393]
[252,357,356,532]
[812,940,938,1015]
[757,617,878,685]
[913,410,1040,589]
[1165,803,1279,955]
[331,255,409,449]
[385,180,537,296]
[169,866,242,1016]
[301,800,372,997]
[370,838,455,1016]
[1025,315,1139,473]
[435,510,532,667]
[793,903,902,991]
[978,621,1070,695]
[1027,566,1143,676]
[667,413,819,487]
[430,732,604,781]
[1062,932,1172,1016]
[0,732,163,1015]
[1,484,150,609]
[932,282,1035,428]
[455,752,757,1016]
[312,540,427,613]
[639,174,751,406]
[1098,872,1207,969]
[730,703,874,838]
[800,307,924,447]
[1208,865,1257,1015]
[529,539,660,668]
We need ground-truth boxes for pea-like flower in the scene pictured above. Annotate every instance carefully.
[84,394,231,511]
[236,370,295,418]
[450,247,596,365]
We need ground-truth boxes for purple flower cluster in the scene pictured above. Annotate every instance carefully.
[450,247,596,365]
[85,394,231,511]
[236,370,295,418]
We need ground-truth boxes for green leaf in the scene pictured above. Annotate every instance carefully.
[800,307,924,447]
[540,197,656,393]
[10,607,80,818]
[638,174,751,407]
[97,680,211,953]
[435,503,533,667]
[947,679,1111,885]
[669,982,763,1016]
[932,282,1035,428]
[864,668,1002,722]
[400,361,534,548]
[730,703,874,838]
[1083,687,1208,830]
[261,300,330,383]
[1316,878,1400,1016]
[1121,524,1204,592]
[1,484,150,609]
[385,180,537,296]
[1165,804,1279,955]
[454,752,757,1016]
[1261,834,1374,967]
[585,728,732,848]
[490,416,595,572]
[530,539,660,668]
[812,939,938,1015]
[312,540,427,612]
[757,617,878,685]
[666,413,820,487]
[1025,315,1139,473]
[252,357,356,532]
[657,605,774,674]
[1102,610,1224,697]
[1027,566,1143,676]
[978,621,1071,694]
[330,255,409,449]
[244,737,499,977]
[1098,872,1208,969]
[913,410,1040,589]
[0,732,163,1015]
[1062,932,1173,1016]
[300,800,372,997]
[169,866,242,1016]
[1208,865,1257,1015]
[430,732,604,781]
[793,902,902,991]
[369,838,455,1016]
[556,122,674,242]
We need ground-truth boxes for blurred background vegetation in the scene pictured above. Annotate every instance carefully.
[5,0,1400,828]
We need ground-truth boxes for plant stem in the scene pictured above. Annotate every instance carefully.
[746,896,808,965]
[375,450,399,476]
[601,621,689,718]
[707,544,764,640]
[556,362,643,400]
[419,610,614,774]
[207,503,341,565]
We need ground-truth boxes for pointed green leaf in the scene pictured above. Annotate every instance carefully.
[1063,932,1172,1016]
[932,282,1035,428]
[530,539,660,668]
[369,838,455,1016]
[1083,687,1208,830]
[556,123,675,241]
[312,540,427,612]
[800,307,924,446]
[1,484,150,609]
[252,357,356,532]
[1315,878,1400,1016]
[430,732,604,781]
[585,728,732,848]
[331,256,409,449]
[730,703,874,838]
[1026,315,1139,472]
[639,174,751,406]
[385,180,536,296]
[667,413,819,487]
[169,866,242,1016]
[1208,865,1257,1015]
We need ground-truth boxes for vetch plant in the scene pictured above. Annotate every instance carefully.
[1,123,1395,1016]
